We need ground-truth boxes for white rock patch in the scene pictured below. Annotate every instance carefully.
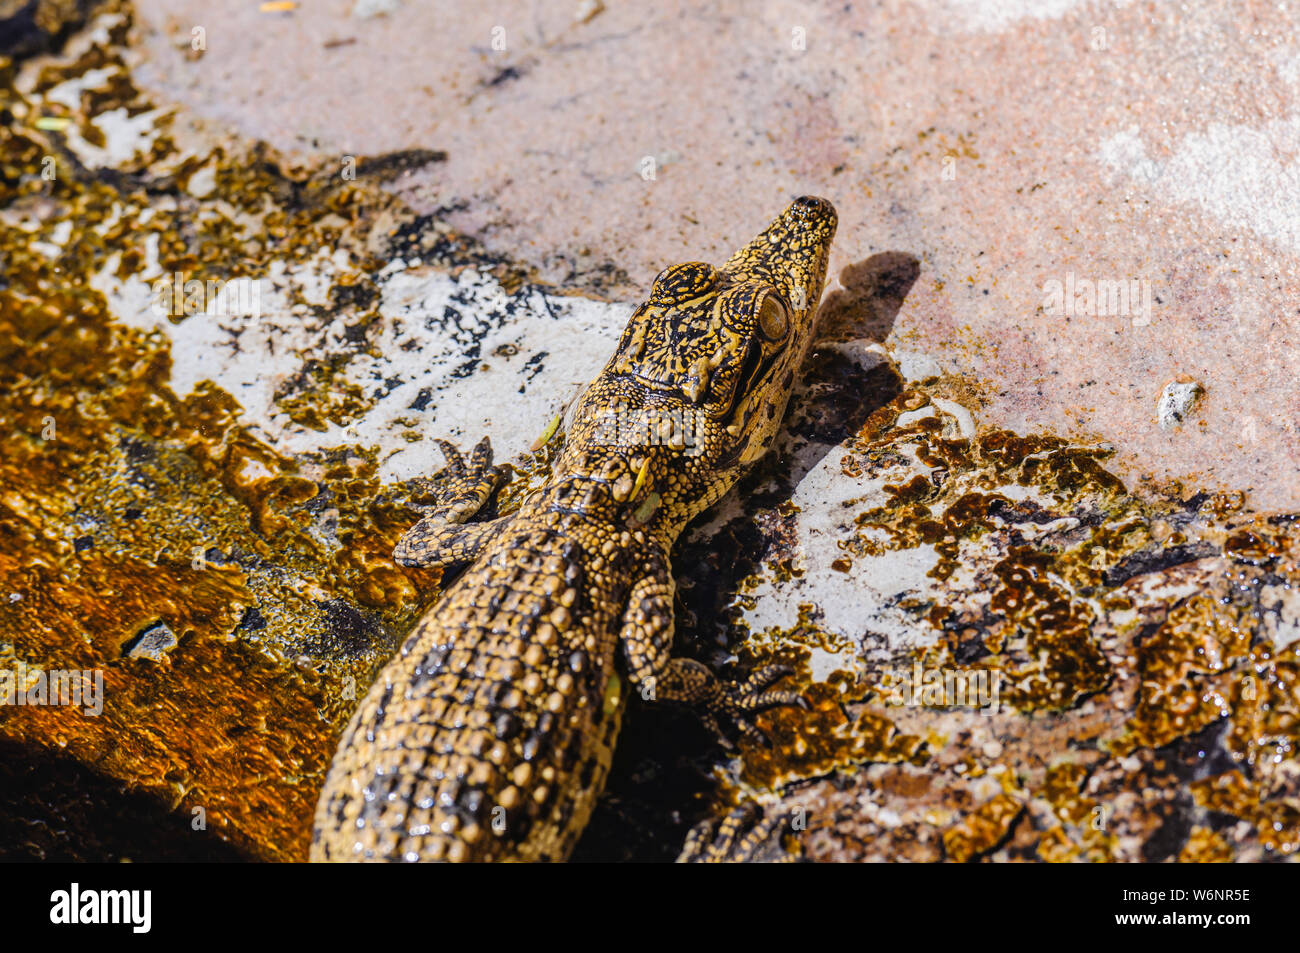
[94,248,627,483]
[1099,120,1300,254]
[926,0,1135,34]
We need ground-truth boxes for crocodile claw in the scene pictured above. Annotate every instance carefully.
[673,660,804,751]
[406,437,511,524]
[677,802,800,863]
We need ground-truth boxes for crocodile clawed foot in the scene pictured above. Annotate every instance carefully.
[408,437,512,524]
[676,802,800,863]
[663,659,804,750]
[717,663,804,749]
[393,438,514,567]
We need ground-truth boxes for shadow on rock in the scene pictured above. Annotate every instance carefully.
[0,740,250,861]
[573,251,921,862]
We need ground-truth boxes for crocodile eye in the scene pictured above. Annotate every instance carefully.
[758,295,788,340]
[650,262,720,306]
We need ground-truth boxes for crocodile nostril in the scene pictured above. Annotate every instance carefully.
[789,195,835,221]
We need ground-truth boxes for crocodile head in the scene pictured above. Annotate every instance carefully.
[561,196,837,531]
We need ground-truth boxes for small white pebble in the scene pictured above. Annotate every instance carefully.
[352,0,401,18]
[1157,379,1204,431]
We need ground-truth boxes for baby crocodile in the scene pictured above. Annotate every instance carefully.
[312,196,838,862]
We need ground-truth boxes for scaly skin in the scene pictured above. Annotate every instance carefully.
[312,196,838,862]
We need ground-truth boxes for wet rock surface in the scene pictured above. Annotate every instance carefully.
[2,3,1298,862]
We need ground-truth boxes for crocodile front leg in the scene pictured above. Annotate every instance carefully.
[393,437,512,568]
[617,551,803,745]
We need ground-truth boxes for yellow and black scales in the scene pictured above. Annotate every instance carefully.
[312,197,838,861]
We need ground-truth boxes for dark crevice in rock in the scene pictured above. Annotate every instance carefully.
[1103,542,1218,587]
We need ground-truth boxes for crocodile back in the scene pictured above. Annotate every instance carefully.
[312,516,633,862]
